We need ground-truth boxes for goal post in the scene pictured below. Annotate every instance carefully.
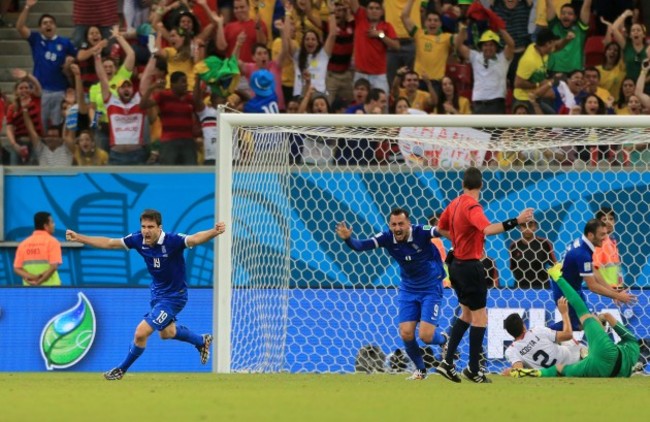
[214,112,650,374]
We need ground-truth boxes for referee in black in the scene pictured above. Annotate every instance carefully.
[436,167,533,383]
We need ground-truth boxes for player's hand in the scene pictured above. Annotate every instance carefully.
[335,221,352,240]
[215,222,226,236]
[617,289,637,304]
[26,0,37,8]
[517,208,534,225]
[65,229,78,242]
[557,297,569,314]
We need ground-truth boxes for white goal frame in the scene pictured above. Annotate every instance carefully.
[212,113,649,373]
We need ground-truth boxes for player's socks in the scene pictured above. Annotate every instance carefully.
[173,325,205,347]
[428,329,446,346]
[118,343,145,371]
[445,319,470,363]
[555,277,589,318]
[540,366,559,377]
[403,339,426,371]
[468,326,486,373]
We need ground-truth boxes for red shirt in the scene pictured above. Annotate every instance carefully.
[6,96,43,137]
[224,19,267,63]
[73,0,118,26]
[353,8,397,75]
[153,90,195,142]
[438,193,490,260]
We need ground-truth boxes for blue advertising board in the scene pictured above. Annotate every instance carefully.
[1,288,648,373]
[2,170,650,288]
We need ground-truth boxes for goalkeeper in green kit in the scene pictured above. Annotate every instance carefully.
[511,264,640,378]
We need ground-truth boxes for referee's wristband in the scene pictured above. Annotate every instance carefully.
[502,218,519,231]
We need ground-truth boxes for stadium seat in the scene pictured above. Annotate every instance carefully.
[584,36,605,68]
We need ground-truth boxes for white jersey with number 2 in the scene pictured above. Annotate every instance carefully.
[505,326,582,369]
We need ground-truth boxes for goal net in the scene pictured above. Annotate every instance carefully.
[214,113,650,375]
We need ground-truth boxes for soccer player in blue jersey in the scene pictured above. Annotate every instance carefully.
[16,0,77,132]
[549,218,635,331]
[336,208,447,380]
[66,209,226,380]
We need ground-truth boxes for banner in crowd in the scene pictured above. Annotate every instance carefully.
[398,126,491,168]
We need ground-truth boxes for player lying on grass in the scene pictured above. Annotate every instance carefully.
[501,297,587,375]
[511,264,640,378]
[336,208,448,380]
[66,209,226,380]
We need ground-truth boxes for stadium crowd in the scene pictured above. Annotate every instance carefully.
[0,0,648,166]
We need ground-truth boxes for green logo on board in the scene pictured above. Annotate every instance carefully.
[40,292,96,370]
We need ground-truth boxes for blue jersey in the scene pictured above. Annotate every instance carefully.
[28,31,77,91]
[243,94,279,114]
[553,235,595,302]
[345,225,444,294]
[122,231,189,299]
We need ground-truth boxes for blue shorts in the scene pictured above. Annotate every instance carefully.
[144,296,188,331]
[397,290,442,325]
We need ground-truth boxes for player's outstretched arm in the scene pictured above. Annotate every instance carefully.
[555,297,574,342]
[335,221,377,251]
[186,222,226,248]
[65,229,125,249]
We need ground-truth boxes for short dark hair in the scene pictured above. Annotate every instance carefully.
[251,42,270,56]
[595,206,615,221]
[141,209,162,226]
[504,313,525,338]
[390,208,410,219]
[170,71,187,85]
[584,218,605,237]
[38,14,56,26]
[367,0,383,7]
[584,66,601,79]
[365,88,385,104]
[354,78,371,90]
[463,166,482,190]
[535,28,559,47]
[34,211,52,230]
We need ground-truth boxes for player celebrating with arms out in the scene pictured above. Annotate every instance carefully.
[66,209,226,380]
[336,208,447,380]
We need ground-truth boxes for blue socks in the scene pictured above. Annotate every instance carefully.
[429,329,446,346]
[118,343,145,371]
[403,339,426,371]
[173,325,204,347]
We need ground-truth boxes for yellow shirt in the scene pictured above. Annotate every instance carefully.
[595,86,612,104]
[74,146,109,166]
[413,28,452,81]
[290,1,329,45]
[597,61,626,101]
[398,88,431,111]
[535,0,568,27]
[249,0,276,48]
[385,0,420,38]
[272,37,299,88]
[165,47,195,90]
[514,43,548,101]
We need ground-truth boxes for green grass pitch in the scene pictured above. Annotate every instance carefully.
[1,373,648,421]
